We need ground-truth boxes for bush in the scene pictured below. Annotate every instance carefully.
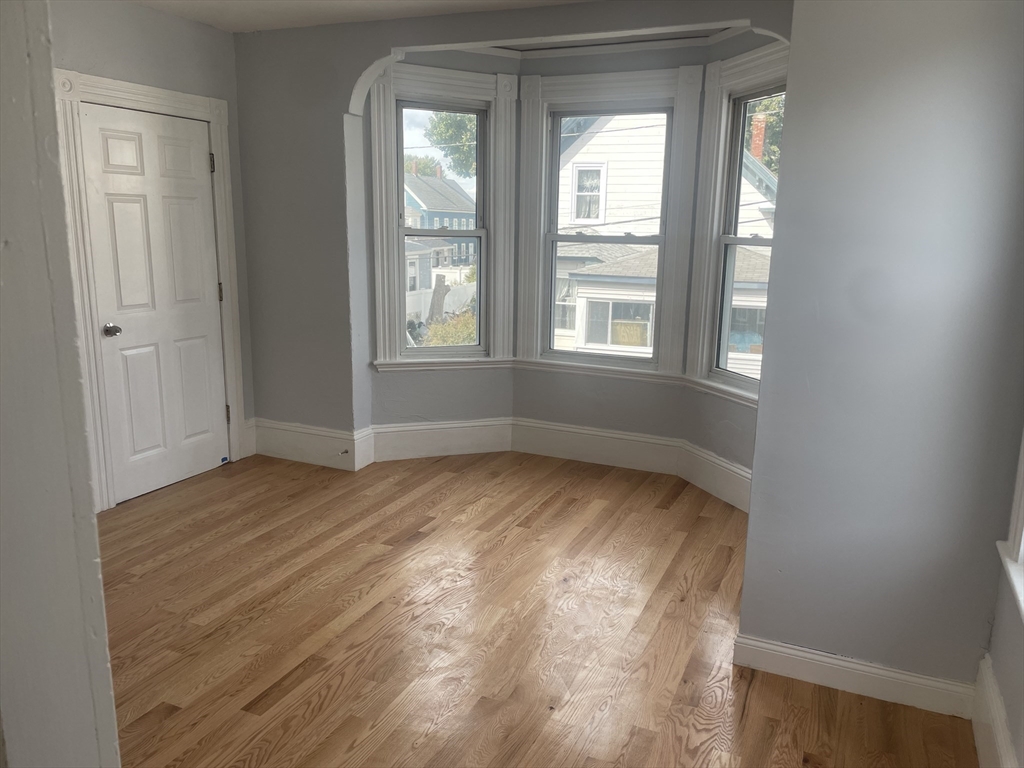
[424,311,477,346]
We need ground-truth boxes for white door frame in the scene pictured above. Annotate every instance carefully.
[54,69,246,512]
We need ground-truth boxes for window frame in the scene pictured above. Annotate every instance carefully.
[518,67,702,377]
[371,63,517,369]
[686,42,789,403]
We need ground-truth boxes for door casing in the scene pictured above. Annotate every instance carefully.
[55,69,247,512]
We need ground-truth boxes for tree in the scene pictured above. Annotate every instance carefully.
[424,112,477,178]
[404,154,443,177]
[744,94,785,177]
[463,264,476,283]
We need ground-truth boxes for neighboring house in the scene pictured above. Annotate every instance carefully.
[555,113,776,375]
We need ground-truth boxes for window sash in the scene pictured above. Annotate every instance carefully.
[708,85,783,387]
[401,232,486,354]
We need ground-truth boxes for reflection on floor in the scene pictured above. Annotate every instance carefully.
[99,453,978,767]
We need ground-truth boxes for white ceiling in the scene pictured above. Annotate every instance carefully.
[133,0,591,33]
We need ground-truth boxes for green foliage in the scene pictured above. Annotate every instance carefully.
[424,310,477,347]
[464,264,476,283]
[424,112,477,178]
[744,94,785,177]
[404,154,443,177]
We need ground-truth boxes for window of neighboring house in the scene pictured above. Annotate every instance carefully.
[715,89,785,382]
[433,217,440,228]
[443,217,450,228]
[549,112,669,360]
[408,260,417,291]
[570,164,606,224]
[583,300,654,350]
[462,218,468,230]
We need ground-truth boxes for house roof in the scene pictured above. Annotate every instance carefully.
[404,174,475,214]
[405,237,454,256]
[568,245,658,280]
[733,246,771,284]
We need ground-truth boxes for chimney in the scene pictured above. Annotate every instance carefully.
[411,160,417,175]
[436,165,442,179]
[750,113,767,161]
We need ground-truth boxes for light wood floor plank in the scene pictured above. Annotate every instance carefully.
[98,453,978,767]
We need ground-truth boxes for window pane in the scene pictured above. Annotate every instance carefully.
[557,113,668,235]
[404,236,479,348]
[401,106,478,230]
[553,241,657,358]
[720,244,770,379]
[611,302,653,347]
[586,301,609,345]
[733,93,784,238]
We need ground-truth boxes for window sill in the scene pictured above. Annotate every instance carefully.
[374,358,515,373]
[996,540,1024,624]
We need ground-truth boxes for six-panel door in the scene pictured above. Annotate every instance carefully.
[81,103,229,502]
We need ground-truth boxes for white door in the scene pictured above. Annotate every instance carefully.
[80,103,229,502]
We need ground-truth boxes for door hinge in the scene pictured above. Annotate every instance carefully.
[209,152,216,173]
[218,282,223,301]
[226,404,231,424]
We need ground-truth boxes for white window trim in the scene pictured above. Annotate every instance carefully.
[686,41,789,402]
[568,162,608,225]
[518,67,702,377]
[371,63,517,368]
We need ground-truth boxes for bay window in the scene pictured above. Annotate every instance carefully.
[518,67,702,372]
[371,64,516,366]
[687,42,789,400]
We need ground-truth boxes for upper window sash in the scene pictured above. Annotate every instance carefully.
[370,64,517,367]
[685,41,789,400]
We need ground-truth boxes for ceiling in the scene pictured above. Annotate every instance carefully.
[133,0,591,33]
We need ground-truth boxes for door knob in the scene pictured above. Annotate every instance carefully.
[102,323,122,337]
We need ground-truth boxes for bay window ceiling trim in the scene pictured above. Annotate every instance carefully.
[518,66,703,378]
[371,63,516,367]
[686,41,789,398]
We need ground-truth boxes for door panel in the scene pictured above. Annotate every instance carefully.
[81,103,228,502]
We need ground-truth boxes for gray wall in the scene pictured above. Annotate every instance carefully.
[990,569,1024,763]
[235,1,791,451]
[1,1,118,763]
[48,0,255,419]
[740,0,1024,682]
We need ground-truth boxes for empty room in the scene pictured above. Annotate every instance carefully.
[2,0,1023,767]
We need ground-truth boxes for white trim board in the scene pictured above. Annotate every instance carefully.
[255,418,367,473]
[512,418,750,511]
[373,418,513,462]
[252,416,751,512]
[734,634,975,718]
[974,654,1022,768]
[54,69,246,512]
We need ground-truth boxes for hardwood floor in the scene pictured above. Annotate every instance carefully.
[99,454,978,767]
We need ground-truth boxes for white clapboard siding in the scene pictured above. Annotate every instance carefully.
[556,114,669,236]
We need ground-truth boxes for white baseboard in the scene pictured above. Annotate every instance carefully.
[373,418,513,462]
[734,634,975,718]
[239,418,257,458]
[252,416,750,512]
[513,418,751,511]
[254,418,357,472]
[974,654,1021,768]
